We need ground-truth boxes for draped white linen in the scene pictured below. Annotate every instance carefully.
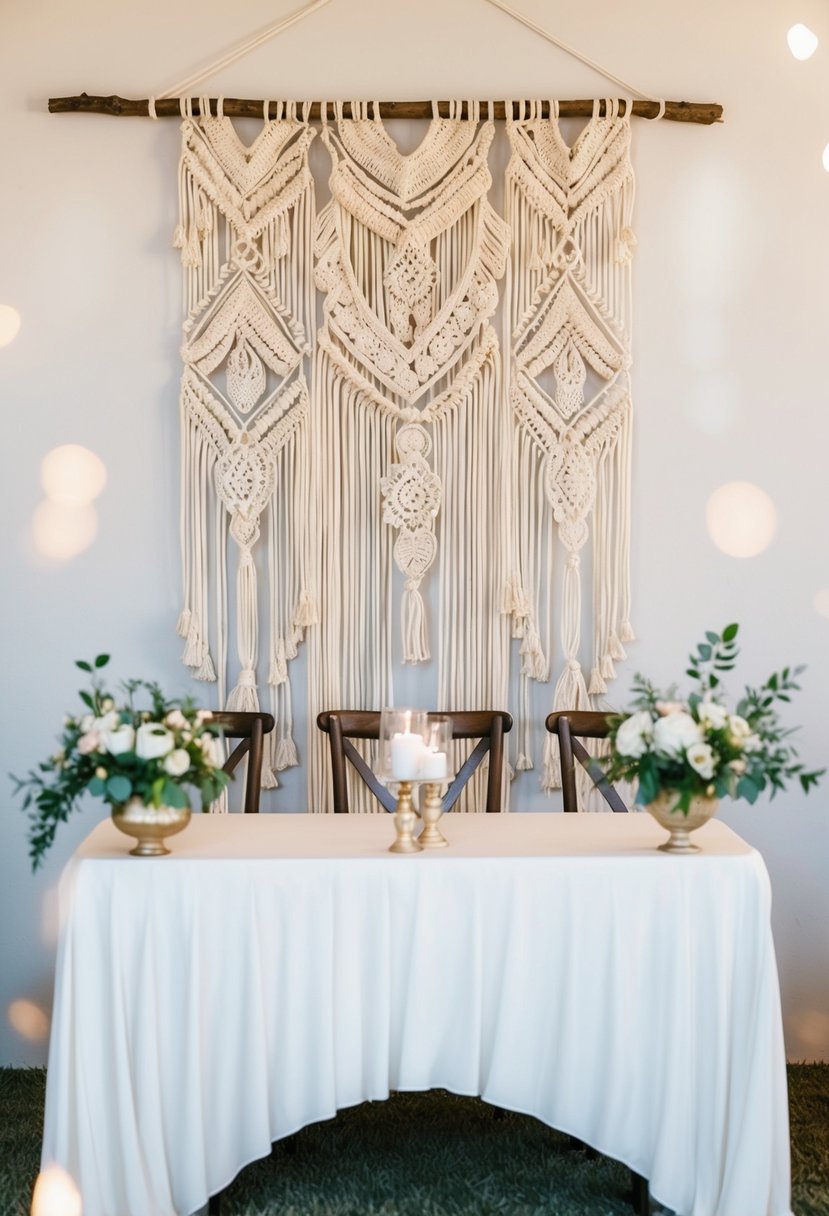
[42,814,791,1216]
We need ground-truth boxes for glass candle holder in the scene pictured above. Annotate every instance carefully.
[420,715,452,781]
[378,708,428,782]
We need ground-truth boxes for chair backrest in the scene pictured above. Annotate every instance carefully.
[211,711,275,813]
[316,710,513,814]
[544,711,628,813]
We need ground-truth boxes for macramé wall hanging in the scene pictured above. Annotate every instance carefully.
[504,97,635,788]
[176,99,317,787]
[308,100,511,811]
[48,0,722,812]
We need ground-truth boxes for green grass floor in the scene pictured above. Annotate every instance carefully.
[1,1066,827,1215]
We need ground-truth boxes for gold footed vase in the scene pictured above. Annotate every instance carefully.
[418,783,449,848]
[112,796,191,857]
[646,790,719,854]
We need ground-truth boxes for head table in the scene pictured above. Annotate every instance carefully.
[42,811,791,1216]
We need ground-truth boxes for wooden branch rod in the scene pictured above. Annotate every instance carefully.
[48,95,723,125]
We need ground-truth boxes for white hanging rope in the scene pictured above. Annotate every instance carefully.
[155,0,333,101]
[485,0,659,103]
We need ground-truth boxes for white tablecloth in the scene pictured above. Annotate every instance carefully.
[42,812,791,1216]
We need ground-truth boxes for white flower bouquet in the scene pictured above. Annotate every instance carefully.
[604,624,823,813]
[13,656,229,867]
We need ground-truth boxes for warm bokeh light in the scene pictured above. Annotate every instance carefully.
[705,481,777,558]
[40,445,107,506]
[789,1009,829,1051]
[8,998,50,1042]
[787,23,818,60]
[0,303,21,346]
[813,588,829,618]
[32,501,98,562]
[30,1165,82,1216]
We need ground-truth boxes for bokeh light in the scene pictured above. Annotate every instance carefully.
[32,501,98,563]
[0,304,21,346]
[30,1165,82,1216]
[40,445,107,506]
[787,23,818,60]
[813,588,829,618]
[7,998,50,1042]
[705,481,777,558]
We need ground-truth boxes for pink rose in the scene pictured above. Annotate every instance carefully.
[77,732,101,755]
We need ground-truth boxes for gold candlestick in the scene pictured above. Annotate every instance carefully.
[389,780,422,853]
[418,783,449,848]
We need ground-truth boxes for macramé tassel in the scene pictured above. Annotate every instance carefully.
[276,736,300,770]
[619,620,636,643]
[608,631,627,662]
[293,589,318,628]
[176,608,191,639]
[588,667,608,696]
[402,580,430,664]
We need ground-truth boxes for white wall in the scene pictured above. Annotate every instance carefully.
[1,0,827,1065]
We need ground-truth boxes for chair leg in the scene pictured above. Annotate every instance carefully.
[630,1169,649,1215]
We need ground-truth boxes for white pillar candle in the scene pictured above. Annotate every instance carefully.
[390,731,425,780]
[419,750,448,781]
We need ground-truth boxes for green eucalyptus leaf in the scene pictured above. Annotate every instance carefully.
[722,623,739,642]
[88,776,106,796]
[94,654,110,668]
[106,775,132,803]
[161,781,189,809]
[75,660,93,672]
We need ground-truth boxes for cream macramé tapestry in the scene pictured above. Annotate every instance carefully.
[173,100,636,809]
[175,101,317,787]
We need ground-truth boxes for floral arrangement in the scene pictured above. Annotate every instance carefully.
[603,624,823,813]
[13,656,229,868]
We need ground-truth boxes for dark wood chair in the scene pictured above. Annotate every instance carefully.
[545,710,629,813]
[316,710,513,814]
[545,711,648,1215]
[211,710,275,813]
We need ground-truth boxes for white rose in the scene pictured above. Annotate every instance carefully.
[163,748,191,777]
[196,709,213,724]
[135,723,175,760]
[165,709,188,730]
[101,697,114,711]
[93,711,120,734]
[104,724,136,755]
[686,742,716,779]
[81,714,95,732]
[615,710,654,758]
[698,700,728,731]
[730,758,747,774]
[655,700,686,716]
[653,712,702,757]
[727,714,752,743]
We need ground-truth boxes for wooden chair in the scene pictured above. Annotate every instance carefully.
[545,711,628,813]
[316,710,513,814]
[211,710,275,813]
